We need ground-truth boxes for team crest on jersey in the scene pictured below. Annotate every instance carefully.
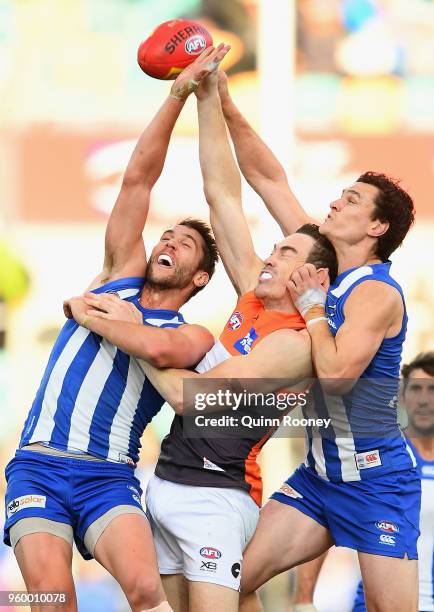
[227,311,244,331]
[234,327,258,354]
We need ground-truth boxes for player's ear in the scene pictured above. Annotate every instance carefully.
[193,270,209,289]
[315,267,330,291]
[368,219,389,238]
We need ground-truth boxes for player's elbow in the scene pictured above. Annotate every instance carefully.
[171,396,185,415]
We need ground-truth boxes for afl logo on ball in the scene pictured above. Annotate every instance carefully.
[185,34,207,55]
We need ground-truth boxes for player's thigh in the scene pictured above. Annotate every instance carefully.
[149,477,259,593]
[94,511,165,606]
[188,581,238,612]
[14,528,77,612]
[161,574,189,612]
[358,552,418,612]
[241,500,333,593]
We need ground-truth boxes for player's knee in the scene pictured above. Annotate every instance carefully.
[124,574,164,609]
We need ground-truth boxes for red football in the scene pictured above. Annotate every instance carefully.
[138,19,213,80]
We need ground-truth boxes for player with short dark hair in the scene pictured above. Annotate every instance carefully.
[134,72,337,612]
[216,74,419,612]
[3,46,228,612]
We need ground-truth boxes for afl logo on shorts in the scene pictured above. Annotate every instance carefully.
[200,547,222,560]
[376,521,399,533]
[227,311,244,331]
[185,35,207,55]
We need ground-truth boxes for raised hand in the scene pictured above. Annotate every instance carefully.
[170,43,231,101]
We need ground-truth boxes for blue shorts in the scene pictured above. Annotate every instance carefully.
[4,450,145,559]
[271,464,421,559]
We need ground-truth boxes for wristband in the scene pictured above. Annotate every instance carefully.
[306,316,328,328]
[295,287,327,318]
[169,79,200,101]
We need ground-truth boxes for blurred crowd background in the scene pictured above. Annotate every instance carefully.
[1,0,434,610]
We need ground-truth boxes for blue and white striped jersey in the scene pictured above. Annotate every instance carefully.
[304,262,415,482]
[19,277,185,465]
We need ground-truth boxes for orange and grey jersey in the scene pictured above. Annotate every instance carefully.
[155,291,306,506]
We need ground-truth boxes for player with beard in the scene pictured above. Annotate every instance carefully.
[3,46,228,612]
[216,74,418,612]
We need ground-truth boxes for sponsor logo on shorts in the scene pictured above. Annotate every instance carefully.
[379,534,396,546]
[231,563,241,579]
[7,495,46,518]
[355,449,382,470]
[278,483,303,499]
[127,485,140,495]
[227,311,244,331]
[200,561,217,572]
[200,547,222,560]
[376,521,399,533]
[105,290,120,297]
[185,35,207,55]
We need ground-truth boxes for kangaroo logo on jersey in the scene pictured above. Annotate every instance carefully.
[234,327,258,354]
[227,311,244,332]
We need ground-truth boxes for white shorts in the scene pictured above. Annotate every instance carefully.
[145,475,259,590]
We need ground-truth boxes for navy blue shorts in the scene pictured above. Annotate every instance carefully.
[4,450,144,559]
[271,464,421,559]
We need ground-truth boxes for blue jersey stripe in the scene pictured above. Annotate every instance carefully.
[127,378,165,461]
[48,333,102,448]
[87,349,130,458]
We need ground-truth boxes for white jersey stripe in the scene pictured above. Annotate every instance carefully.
[330,266,373,298]
[67,339,118,452]
[107,358,146,462]
[29,326,91,443]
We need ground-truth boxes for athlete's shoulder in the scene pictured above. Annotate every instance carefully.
[90,275,145,296]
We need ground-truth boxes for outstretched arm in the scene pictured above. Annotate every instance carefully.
[90,46,230,289]
[197,71,263,296]
[218,73,314,236]
[139,328,312,413]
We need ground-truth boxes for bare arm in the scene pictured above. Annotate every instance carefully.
[139,328,312,414]
[289,266,403,394]
[89,46,231,290]
[197,72,263,295]
[65,294,214,368]
[218,73,314,236]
